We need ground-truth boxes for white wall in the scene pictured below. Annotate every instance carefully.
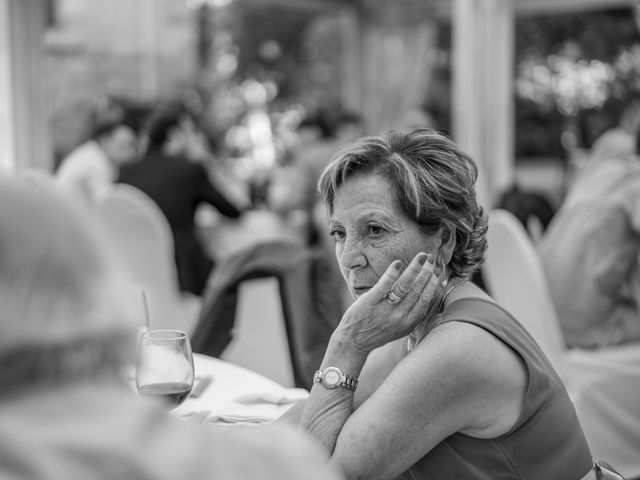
[0,0,51,174]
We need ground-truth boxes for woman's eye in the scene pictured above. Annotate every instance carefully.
[367,224,385,237]
[329,228,345,242]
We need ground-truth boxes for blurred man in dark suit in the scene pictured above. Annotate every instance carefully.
[119,103,242,296]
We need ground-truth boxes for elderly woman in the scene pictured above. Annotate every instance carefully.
[283,128,615,479]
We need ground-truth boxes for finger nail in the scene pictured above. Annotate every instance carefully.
[425,253,436,265]
[417,252,428,265]
[394,260,403,270]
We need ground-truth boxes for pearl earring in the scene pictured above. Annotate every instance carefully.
[440,258,448,287]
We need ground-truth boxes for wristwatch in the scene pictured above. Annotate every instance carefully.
[313,366,358,392]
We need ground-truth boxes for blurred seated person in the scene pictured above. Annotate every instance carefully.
[539,142,640,348]
[589,94,640,166]
[279,128,611,479]
[0,176,340,480]
[56,117,138,204]
[118,103,242,296]
[496,183,556,245]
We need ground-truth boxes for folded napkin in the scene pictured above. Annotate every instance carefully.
[233,388,308,406]
[181,387,308,429]
[181,410,273,428]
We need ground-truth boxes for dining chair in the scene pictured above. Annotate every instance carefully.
[95,184,200,333]
[484,208,640,478]
[220,276,296,388]
[191,239,345,390]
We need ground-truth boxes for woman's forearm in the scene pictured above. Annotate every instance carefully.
[299,335,368,454]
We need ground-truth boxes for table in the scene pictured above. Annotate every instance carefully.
[174,353,308,427]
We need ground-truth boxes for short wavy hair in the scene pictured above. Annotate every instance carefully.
[318,127,488,278]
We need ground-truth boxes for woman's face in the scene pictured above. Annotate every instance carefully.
[329,172,444,299]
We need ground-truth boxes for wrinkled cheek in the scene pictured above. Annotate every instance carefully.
[378,240,413,266]
[334,243,343,265]
[334,246,349,282]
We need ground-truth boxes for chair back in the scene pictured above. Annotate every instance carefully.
[484,209,566,373]
[487,210,640,478]
[95,184,199,332]
[221,277,296,387]
[191,240,344,389]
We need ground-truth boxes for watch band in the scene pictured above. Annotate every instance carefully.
[313,366,358,391]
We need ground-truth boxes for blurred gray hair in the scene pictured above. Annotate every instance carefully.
[0,177,136,388]
[318,127,488,278]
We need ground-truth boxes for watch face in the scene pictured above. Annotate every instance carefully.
[322,367,342,388]
[324,369,341,385]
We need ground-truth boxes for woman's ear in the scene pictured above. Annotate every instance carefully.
[438,226,456,264]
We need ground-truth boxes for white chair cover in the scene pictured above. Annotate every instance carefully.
[484,209,640,478]
[220,277,296,388]
[95,184,200,333]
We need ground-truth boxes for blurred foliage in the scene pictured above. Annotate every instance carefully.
[191,3,348,160]
[193,4,640,161]
[233,7,313,98]
[515,7,640,157]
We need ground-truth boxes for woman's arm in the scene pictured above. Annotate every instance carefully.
[275,337,405,428]
[299,252,440,467]
[352,338,406,409]
[298,254,528,479]
[275,398,306,426]
[330,321,527,479]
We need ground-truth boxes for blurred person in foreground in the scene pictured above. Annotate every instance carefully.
[118,103,242,296]
[538,136,640,348]
[0,176,340,480]
[589,95,640,165]
[279,128,619,479]
[56,117,138,204]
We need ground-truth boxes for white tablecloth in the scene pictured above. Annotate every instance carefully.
[173,353,308,427]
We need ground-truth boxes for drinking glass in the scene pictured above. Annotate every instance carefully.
[135,330,194,409]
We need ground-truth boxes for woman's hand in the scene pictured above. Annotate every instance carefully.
[333,252,442,354]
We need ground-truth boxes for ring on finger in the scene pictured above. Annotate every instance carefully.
[386,290,402,306]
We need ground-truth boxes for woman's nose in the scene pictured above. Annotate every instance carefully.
[339,237,367,270]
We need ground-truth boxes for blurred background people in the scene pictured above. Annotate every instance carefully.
[267,108,365,310]
[589,94,640,165]
[269,108,364,245]
[118,103,243,296]
[0,176,341,480]
[538,138,640,348]
[56,117,138,204]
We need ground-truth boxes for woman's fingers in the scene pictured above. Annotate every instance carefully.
[374,252,433,305]
[408,261,442,318]
[403,254,439,305]
[343,252,442,351]
[370,252,442,313]
[370,259,405,301]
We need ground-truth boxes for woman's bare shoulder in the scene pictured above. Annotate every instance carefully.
[411,319,528,437]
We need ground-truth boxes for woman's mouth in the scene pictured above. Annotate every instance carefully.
[352,286,372,296]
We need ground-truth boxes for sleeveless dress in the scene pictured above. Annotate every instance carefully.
[399,297,593,480]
